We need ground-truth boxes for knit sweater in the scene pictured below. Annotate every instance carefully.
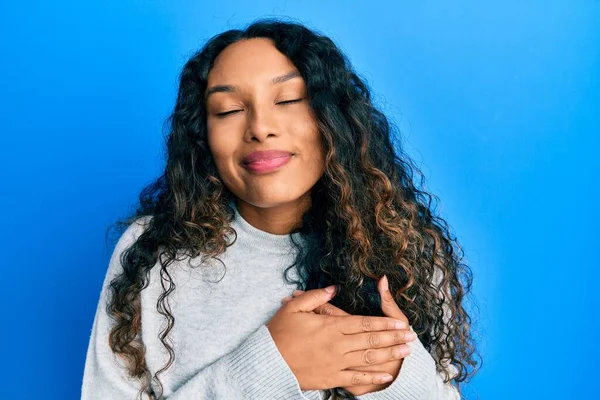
[81,200,461,399]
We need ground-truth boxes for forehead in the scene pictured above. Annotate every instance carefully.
[207,38,299,87]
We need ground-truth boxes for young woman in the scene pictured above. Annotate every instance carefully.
[82,18,480,400]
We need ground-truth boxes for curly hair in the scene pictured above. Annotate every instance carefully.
[106,17,481,400]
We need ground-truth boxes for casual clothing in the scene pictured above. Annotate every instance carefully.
[81,201,460,399]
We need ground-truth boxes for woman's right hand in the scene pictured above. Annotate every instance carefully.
[266,285,414,391]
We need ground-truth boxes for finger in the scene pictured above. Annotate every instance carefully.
[343,343,411,369]
[335,370,395,387]
[284,285,337,313]
[314,301,350,316]
[281,296,293,304]
[333,315,408,335]
[293,289,350,316]
[344,358,399,373]
[378,275,406,321]
[340,329,417,353]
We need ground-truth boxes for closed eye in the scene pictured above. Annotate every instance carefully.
[277,98,303,105]
[216,109,241,117]
[215,99,304,118]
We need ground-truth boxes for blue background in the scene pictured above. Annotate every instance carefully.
[1,1,598,399]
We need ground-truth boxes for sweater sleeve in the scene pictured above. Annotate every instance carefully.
[81,218,313,400]
[166,325,314,399]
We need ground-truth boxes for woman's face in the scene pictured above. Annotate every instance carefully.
[205,38,325,214]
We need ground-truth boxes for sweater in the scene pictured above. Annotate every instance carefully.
[81,200,461,399]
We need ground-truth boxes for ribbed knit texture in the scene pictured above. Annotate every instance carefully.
[81,200,459,399]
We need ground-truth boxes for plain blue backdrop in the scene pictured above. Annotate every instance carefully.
[1,1,598,399]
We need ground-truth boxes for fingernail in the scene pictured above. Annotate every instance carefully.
[380,374,393,383]
[325,285,336,293]
[382,275,389,291]
[394,346,410,358]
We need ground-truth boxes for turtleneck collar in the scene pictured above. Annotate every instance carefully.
[228,198,305,255]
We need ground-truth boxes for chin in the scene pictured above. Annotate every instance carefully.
[237,192,310,209]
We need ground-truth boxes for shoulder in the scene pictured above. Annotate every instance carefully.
[105,215,154,281]
[113,215,153,252]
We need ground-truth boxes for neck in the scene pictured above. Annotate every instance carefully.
[234,195,310,235]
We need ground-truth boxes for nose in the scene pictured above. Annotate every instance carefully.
[244,104,278,142]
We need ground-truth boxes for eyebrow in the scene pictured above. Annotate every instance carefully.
[204,70,302,100]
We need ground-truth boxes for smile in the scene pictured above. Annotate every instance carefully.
[241,155,293,174]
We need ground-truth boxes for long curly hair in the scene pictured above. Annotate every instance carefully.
[106,17,481,400]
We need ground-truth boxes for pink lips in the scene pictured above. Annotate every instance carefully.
[241,150,293,174]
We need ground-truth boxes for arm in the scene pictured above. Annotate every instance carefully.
[355,263,461,400]
[300,345,460,400]
[355,332,460,400]
[299,339,459,400]
[296,328,460,400]
[81,218,313,400]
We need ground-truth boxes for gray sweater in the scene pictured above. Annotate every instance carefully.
[81,202,460,399]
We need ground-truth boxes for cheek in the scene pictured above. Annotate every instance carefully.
[207,123,230,155]
[303,123,325,164]
[207,131,233,173]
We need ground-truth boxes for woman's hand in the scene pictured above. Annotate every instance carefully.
[281,275,413,396]
[269,285,413,391]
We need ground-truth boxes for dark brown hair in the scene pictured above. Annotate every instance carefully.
[106,17,481,399]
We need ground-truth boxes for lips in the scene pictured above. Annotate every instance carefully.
[241,150,293,164]
[241,150,294,174]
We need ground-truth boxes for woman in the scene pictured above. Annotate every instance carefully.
[82,18,480,400]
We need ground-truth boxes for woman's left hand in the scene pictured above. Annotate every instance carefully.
[281,275,411,396]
